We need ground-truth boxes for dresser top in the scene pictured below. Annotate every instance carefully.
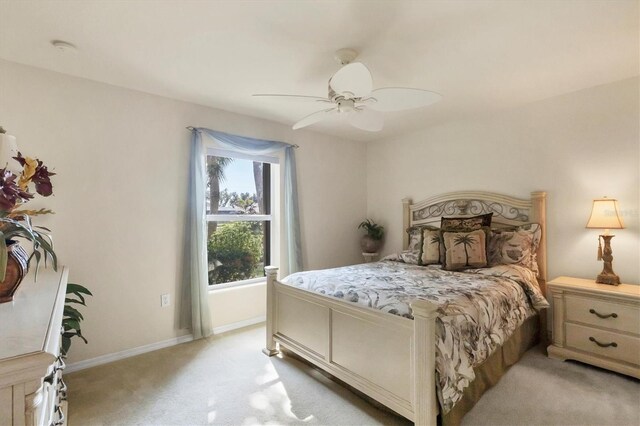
[0,266,68,361]
[549,276,640,300]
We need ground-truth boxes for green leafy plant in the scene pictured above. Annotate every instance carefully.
[207,221,263,284]
[62,283,92,356]
[358,219,384,241]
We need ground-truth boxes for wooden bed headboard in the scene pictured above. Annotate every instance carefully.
[401,191,547,284]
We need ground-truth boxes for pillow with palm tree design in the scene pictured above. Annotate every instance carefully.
[441,228,489,270]
[421,226,444,265]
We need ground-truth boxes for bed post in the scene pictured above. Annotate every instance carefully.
[530,191,547,285]
[262,266,279,356]
[411,300,439,426]
[402,197,412,250]
[530,191,548,343]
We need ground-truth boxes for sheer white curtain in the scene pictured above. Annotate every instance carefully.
[183,128,301,338]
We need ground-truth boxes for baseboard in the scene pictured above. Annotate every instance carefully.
[213,315,265,335]
[65,317,266,374]
[65,334,194,374]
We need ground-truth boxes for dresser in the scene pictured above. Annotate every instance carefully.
[0,266,69,425]
[547,276,640,378]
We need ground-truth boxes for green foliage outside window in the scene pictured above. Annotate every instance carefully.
[207,221,263,284]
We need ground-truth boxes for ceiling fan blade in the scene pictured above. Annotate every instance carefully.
[253,94,333,104]
[292,108,338,130]
[368,87,442,112]
[349,108,384,132]
[329,62,373,98]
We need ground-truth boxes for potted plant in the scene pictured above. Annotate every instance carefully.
[358,219,384,253]
[0,126,57,302]
[62,283,92,356]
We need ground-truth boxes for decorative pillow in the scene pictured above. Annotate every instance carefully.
[441,213,493,231]
[399,250,421,265]
[442,229,488,270]
[488,223,541,275]
[402,226,423,264]
[421,226,443,265]
[406,226,423,251]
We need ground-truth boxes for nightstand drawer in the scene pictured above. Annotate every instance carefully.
[565,295,640,335]
[565,323,640,366]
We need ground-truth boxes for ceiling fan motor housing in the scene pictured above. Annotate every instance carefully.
[334,48,358,65]
[337,98,355,113]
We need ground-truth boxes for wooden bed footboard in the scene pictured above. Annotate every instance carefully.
[263,266,439,426]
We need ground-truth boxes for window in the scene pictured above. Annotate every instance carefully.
[205,149,277,287]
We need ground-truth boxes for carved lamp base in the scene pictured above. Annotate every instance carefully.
[596,234,621,286]
[596,272,621,285]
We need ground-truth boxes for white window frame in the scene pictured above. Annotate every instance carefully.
[206,148,278,290]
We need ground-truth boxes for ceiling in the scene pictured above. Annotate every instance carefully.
[0,0,638,142]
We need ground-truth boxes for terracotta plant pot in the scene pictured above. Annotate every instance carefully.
[361,235,383,253]
[0,241,29,303]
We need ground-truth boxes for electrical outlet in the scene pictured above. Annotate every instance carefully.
[161,293,170,307]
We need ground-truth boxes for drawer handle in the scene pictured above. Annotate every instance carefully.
[59,378,68,401]
[52,405,65,425]
[56,356,66,371]
[589,336,618,348]
[43,363,64,385]
[43,370,55,385]
[589,308,618,319]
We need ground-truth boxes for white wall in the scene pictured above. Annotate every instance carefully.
[0,59,367,363]
[367,77,640,284]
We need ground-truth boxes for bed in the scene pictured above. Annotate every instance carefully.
[262,191,548,425]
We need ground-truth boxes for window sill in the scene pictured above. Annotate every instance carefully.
[208,277,266,292]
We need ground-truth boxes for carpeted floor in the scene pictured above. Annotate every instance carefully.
[66,324,640,425]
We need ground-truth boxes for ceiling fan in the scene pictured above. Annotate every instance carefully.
[253,48,442,132]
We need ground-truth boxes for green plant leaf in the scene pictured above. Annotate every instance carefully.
[63,318,81,332]
[62,280,92,356]
[61,337,71,355]
[32,250,41,280]
[65,297,86,306]
[67,283,93,296]
[64,305,84,321]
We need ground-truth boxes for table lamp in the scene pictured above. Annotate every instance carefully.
[585,197,624,285]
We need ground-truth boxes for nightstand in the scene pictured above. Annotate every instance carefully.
[547,276,640,378]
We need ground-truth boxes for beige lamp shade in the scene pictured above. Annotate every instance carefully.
[585,198,624,229]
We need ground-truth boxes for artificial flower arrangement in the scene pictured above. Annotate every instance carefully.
[0,144,57,282]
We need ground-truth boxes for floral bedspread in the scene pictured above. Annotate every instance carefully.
[281,260,549,413]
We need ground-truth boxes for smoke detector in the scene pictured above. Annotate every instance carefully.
[51,40,77,53]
